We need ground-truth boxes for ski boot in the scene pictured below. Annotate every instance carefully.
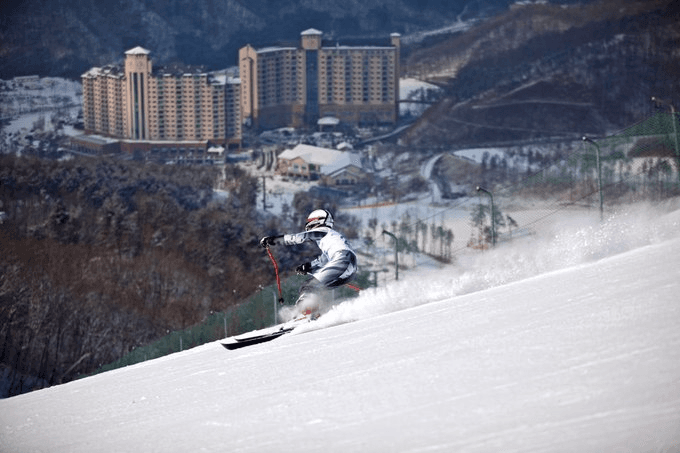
[300,308,321,321]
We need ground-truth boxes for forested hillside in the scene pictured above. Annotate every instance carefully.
[0,156,281,395]
[402,0,679,147]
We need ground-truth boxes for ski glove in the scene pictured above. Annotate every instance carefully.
[296,262,312,275]
[259,236,278,248]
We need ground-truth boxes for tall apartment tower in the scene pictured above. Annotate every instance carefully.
[239,29,400,130]
[82,48,241,147]
[81,65,126,138]
[124,47,152,140]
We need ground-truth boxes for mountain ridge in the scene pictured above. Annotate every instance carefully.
[401,0,679,146]
[0,0,521,79]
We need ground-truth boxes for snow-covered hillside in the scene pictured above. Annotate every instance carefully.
[0,77,81,134]
[1,203,679,453]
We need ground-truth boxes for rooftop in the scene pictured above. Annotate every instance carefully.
[82,65,124,78]
[279,144,362,175]
[125,46,151,55]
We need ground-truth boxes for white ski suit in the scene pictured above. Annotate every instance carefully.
[282,226,357,288]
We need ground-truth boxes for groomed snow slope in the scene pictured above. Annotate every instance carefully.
[1,205,680,453]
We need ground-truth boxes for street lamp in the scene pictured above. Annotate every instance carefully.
[475,186,495,247]
[651,96,680,183]
[382,230,399,281]
[582,137,604,221]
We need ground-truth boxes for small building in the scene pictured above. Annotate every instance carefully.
[13,75,40,89]
[69,134,121,155]
[321,162,365,187]
[277,144,365,186]
[317,116,339,131]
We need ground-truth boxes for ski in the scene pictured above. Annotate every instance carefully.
[221,316,310,350]
[221,326,295,350]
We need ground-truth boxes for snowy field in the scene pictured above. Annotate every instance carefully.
[1,202,679,452]
[400,78,442,117]
[1,77,81,135]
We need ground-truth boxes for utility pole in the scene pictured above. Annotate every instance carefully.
[582,137,604,221]
[272,288,278,325]
[262,176,267,211]
[476,186,496,247]
[652,96,680,183]
[382,230,399,281]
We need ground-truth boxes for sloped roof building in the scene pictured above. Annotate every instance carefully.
[277,144,365,186]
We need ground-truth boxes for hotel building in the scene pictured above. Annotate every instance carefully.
[81,47,241,152]
[239,29,400,130]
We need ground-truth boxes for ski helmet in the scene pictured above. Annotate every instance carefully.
[305,209,334,231]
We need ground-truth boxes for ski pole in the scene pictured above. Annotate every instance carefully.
[265,246,285,305]
[345,283,362,292]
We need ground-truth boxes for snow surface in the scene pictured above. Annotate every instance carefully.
[2,205,680,452]
[1,77,81,135]
[400,78,441,117]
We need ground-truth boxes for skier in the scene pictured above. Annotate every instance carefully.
[259,209,357,319]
